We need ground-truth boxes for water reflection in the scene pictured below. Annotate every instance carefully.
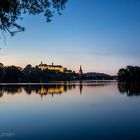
[118,82,140,96]
[0,81,140,140]
[0,81,114,98]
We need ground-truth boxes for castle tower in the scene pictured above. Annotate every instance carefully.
[79,65,83,75]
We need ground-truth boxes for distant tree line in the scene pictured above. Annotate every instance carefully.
[117,66,140,82]
[80,72,115,80]
[0,63,77,83]
[0,63,116,83]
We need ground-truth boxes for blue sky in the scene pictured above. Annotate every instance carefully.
[0,0,140,75]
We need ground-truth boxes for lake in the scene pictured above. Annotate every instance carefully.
[0,81,140,140]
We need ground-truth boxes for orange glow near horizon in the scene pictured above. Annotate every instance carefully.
[0,60,117,75]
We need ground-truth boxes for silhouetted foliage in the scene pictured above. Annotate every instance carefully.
[3,66,23,82]
[0,0,67,36]
[0,63,115,83]
[117,66,140,82]
[0,63,78,82]
[79,72,114,80]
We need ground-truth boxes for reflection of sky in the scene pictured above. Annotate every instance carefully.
[0,0,140,75]
[0,83,140,139]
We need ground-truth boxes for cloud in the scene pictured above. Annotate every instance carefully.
[55,51,111,56]
[87,52,111,56]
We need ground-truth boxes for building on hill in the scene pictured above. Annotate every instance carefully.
[38,61,65,72]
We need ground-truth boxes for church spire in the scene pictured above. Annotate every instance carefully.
[79,65,83,75]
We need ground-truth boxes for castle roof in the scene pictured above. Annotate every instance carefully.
[39,64,62,68]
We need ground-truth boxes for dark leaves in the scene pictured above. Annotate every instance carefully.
[0,0,67,36]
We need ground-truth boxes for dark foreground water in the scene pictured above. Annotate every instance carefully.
[0,81,140,140]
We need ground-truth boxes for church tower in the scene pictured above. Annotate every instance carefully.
[79,65,83,75]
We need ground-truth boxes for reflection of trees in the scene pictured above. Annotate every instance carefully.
[0,81,115,98]
[0,84,76,98]
[118,83,140,96]
[0,85,22,95]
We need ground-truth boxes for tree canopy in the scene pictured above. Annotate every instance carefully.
[117,66,140,82]
[0,0,67,36]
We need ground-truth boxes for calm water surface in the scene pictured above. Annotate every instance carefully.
[0,81,140,140]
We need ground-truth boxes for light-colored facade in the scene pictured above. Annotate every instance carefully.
[38,62,65,72]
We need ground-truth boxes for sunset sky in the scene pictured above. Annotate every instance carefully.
[0,0,140,75]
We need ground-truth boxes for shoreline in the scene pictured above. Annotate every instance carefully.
[0,80,117,86]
